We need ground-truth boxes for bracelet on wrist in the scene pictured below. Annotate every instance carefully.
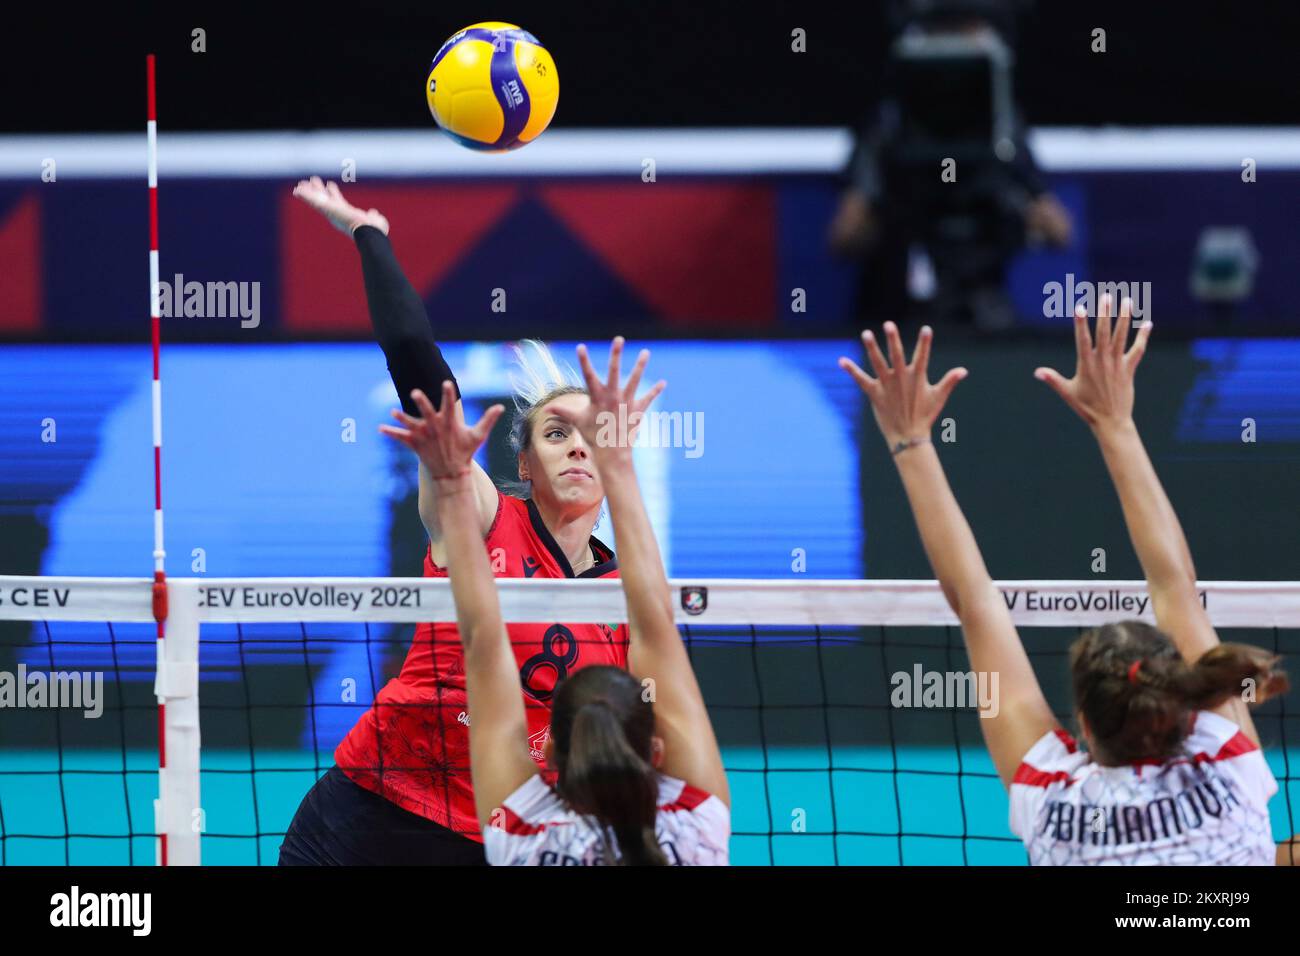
[890,436,931,457]
[432,468,473,484]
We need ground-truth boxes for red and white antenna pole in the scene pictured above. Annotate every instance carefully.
[148,54,165,590]
[148,54,202,868]
[146,53,171,866]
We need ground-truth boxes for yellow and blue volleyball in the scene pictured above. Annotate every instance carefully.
[426,22,559,151]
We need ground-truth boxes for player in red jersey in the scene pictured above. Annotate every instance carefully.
[384,341,729,864]
[280,180,633,865]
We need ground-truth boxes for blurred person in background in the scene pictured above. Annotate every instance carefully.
[829,0,1072,333]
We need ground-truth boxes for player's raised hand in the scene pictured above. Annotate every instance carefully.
[572,337,666,456]
[291,176,390,237]
[380,383,503,486]
[839,322,966,450]
[1034,295,1153,430]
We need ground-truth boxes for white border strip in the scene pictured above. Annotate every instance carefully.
[4,577,1294,628]
[175,578,1300,628]
[2,127,1298,178]
[0,128,849,178]
[0,576,155,622]
[1024,127,1300,171]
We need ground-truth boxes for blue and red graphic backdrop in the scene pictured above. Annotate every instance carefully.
[0,171,1297,338]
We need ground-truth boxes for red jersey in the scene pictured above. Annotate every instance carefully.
[334,492,629,841]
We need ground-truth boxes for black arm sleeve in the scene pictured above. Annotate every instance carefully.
[353,224,460,415]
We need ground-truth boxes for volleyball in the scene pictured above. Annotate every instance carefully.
[425,22,559,151]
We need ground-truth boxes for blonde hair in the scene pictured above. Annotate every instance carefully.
[503,340,604,527]
[507,339,586,455]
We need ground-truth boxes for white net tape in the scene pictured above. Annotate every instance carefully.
[2,576,1299,627]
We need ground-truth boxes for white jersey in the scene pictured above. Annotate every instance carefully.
[1010,711,1277,865]
[483,773,730,866]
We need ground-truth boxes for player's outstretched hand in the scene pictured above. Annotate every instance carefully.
[380,383,503,488]
[839,322,966,450]
[1034,295,1152,431]
[571,337,666,458]
[291,176,390,237]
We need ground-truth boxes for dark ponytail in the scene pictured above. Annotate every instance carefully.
[1070,621,1289,765]
[1168,642,1289,710]
[551,667,667,866]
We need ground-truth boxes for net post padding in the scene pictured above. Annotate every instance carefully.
[154,584,200,866]
[0,576,200,865]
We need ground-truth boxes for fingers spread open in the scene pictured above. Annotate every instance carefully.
[606,336,625,389]
[1126,320,1153,371]
[639,378,667,410]
[378,424,415,448]
[439,380,458,414]
[410,388,437,422]
[1112,297,1132,358]
[863,330,890,379]
[576,343,601,392]
[389,407,419,429]
[839,356,879,395]
[911,325,933,377]
[471,403,506,442]
[933,367,967,405]
[1098,295,1117,354]
[1033,367,1072,404]
[624,347,650,398]
[884,321,907,372]
[1072,304,1093,359]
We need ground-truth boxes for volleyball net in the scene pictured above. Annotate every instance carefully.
[0,575,1296,865]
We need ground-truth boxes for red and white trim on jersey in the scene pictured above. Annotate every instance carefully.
[1010,711,1278,866]
[660,782,711,813]
[483,773,730,866]
[497,806,545,837]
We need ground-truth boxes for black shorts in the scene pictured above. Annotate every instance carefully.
[278,765,487,866]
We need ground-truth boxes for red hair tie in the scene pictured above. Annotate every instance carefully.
[1127,659,1143,685]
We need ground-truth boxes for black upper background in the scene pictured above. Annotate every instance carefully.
[5,0,1297,132]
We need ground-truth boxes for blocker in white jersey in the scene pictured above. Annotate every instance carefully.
[484,773,730,865]
[1010,711,1278,865]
